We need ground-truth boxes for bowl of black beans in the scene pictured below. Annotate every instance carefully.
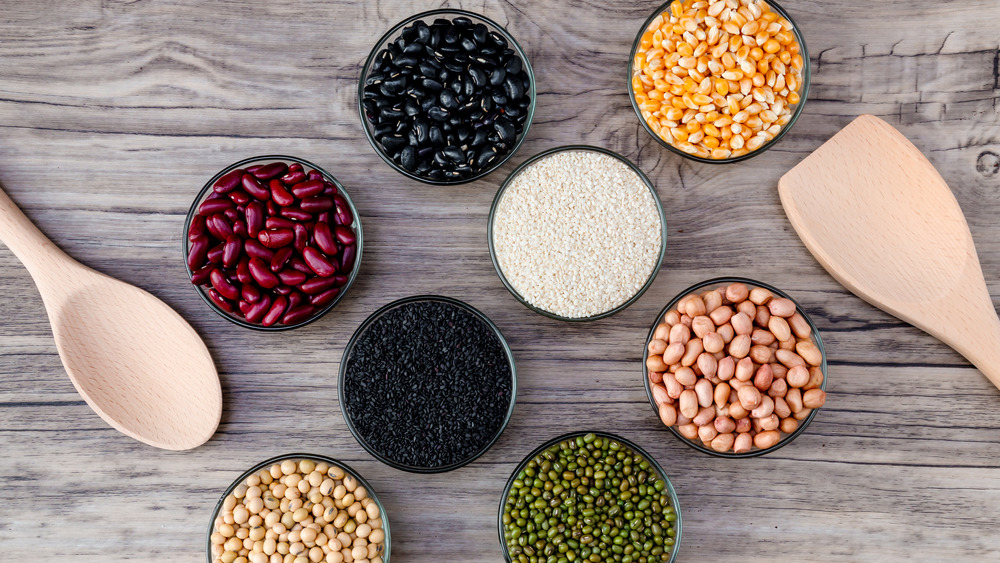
[339,295,517,473]
[358,9,535,184]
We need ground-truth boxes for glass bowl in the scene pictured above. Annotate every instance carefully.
[498,431,681,563]
[487,145,667,322]
[206,453,390,563]
[358,8,536,185]
[643,277,828,457]
[627,0,810,164]
[338,295,517,473]
[183,155,363,331]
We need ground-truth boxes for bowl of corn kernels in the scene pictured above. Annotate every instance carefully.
[628,0,810,163]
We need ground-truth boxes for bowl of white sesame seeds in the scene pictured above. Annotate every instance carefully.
[487,145,667,321]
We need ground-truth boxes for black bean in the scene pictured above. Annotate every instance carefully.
[365,17,531,181]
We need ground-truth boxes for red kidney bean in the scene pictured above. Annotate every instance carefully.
[207,242,225,264]
[288,257,312,274]
[262,296,288,327]
[207,214,233,240]
[334,225,356,245]
[251,162,288,181]
[281,207,312,222]
[222,237,242,268]
[199,198,233,216]
[270,179,296,207]
[241,283,262,303]
[265,217,296,230]
[188,215,207,241]
[335,200,353,226]
[244,239,274,260]
[280,170,306,186]
[213,168,244,193]
[290,180,324,199]
[246,202,265,238]
[312,222,338,255]
[228,189,251,206]
[293,224,309,252]
[187,237,210,270]
[281,305,316,325]
[236,257,253,284]
[192,160,359,326]
[245,294,272,323]
[303,247,337,277]
[310,287,340,307]
[300,276,337,295]
[287,291,306,309]
[190,264,213,285]
[258,228,294,248]
[278,269,307,286]
[208,289,235,313]
[248,257,280,289]
[270,247,293,272]
[210,269,240,300]
[241,174,271,201]
[300,196,333,213]
[340,245,356,271]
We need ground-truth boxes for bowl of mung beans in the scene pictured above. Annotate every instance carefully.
[488,145,667,321]
[208,454,389,563]
[359,9,535,184]
[643,278,828,457]
[628,0,810,163]
[499,431,681,563]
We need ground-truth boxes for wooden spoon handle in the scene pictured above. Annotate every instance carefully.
[0,186,73,280]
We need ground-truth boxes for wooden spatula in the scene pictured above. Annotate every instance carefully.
[778,114,1000,392]
[0,186,222,449]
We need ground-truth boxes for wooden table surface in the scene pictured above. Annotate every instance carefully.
[2,0,999,561]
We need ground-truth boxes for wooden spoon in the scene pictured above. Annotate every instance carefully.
[0,187,222,449]
[779,114,1000,392]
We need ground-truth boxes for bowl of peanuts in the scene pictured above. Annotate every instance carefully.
[643,278,827,457]
[208,454,389,563]
[628,0,809,162]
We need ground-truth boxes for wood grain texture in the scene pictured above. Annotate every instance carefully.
[0,0,998,561]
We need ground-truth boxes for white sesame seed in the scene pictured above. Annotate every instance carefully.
[492,149,663,318]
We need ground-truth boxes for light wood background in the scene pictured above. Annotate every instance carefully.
[1,0,998,561]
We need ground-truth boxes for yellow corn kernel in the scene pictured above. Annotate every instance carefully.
[749,47,764,61]
[732,110,749,123]
[688,130,706,145]
[746,136,767,151]
[763,39,781,54]
[721,69,743,81]
[721,51,737,69]
[730,135,745,150]
[670,1,683,18]
[714,78,730,96]
[665,107,684,121]
[686,119,701,134]
[727,97,740,114]
[672,96,688,109]
[704,123,721,137]
[786,74,798,92]
[677,42,694,57]
[640,101,660,112]
[703,136,720,149]
[711,147,732,159]
[671,128,689,142]
[787,91,800,104]
[691,93,714,105]
[792,54,804,70]
[745,116,763,130]
[714,116,733,127]
[736,45,751,61]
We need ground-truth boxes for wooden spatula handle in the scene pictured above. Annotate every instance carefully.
[0,187,71,280]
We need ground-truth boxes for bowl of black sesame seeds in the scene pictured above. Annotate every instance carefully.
[338,295,517,473]
[358,9,535,185]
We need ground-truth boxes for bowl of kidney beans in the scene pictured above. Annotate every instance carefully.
[184,156,362,330]
[359,9,535,185]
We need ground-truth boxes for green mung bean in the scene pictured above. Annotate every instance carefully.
[503,433,677,563]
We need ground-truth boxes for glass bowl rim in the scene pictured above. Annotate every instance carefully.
[357,8,537,185]
[626,0,811,164]
[497,430,682,563]
[182,154,364,331]
[338,294,518,473]
[487,144,668,322]
[642,276,828,458]
[205,452,391,563]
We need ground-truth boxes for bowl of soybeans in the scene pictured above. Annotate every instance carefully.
[643,278,827,457]
[628,0,809,162]
[207,454,389,563]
